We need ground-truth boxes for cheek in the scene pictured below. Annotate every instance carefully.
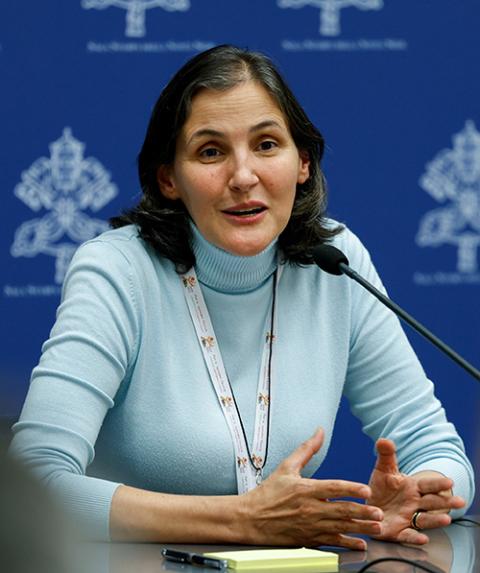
[178,171,219,211]
[284,192,297,221]
[267,180,296,223]
[267,160,301,202]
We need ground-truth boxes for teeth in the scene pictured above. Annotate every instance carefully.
[226,207,263,216]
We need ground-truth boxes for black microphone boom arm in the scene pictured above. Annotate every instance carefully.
[339,261,480,382]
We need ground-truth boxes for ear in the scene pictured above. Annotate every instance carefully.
[156,165,180,200]
[297,150,310,184]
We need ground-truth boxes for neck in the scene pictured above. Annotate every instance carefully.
[190,224,278,293]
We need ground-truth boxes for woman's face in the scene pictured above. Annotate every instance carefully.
[158,80,310,256]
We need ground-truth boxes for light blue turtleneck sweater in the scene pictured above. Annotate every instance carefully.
[10,223,474,540]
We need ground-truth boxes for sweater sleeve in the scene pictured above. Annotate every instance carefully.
[9,236,140,540]
[341,229,475,516]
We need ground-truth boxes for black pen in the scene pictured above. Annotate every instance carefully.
[162,548,228,570]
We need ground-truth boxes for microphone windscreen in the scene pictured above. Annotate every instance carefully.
[312,244,349,275]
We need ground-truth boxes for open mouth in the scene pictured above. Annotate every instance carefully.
[222,206,267,217]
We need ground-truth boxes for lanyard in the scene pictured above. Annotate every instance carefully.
[181,267,280,494]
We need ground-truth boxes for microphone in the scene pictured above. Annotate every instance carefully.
[312,244,480,382]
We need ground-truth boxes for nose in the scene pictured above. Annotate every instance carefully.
[228,152,259,193]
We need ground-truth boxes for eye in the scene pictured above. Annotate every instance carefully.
[257,140,278,152]
[199,147,221,160]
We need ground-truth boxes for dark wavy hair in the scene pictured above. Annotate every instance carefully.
[111,44,341,272]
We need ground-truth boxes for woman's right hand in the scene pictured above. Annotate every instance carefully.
[239,428,384,550]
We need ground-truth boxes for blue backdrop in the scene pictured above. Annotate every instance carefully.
[1,1,479,505]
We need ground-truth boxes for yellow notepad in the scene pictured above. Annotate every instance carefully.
[203,547,339,572]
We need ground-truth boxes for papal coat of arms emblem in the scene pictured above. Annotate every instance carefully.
[81,0,191,38]
[416,121,480,274]
[10,128,118,284]
[277,0,384,36]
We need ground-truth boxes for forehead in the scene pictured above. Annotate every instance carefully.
[181,81,289,137]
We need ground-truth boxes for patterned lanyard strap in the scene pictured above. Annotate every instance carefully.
[181,267,280,494]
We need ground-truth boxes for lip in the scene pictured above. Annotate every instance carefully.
[221,201,267,212]
[221,201,268,225]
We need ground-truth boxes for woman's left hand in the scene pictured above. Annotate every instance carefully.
[367,438,465,544]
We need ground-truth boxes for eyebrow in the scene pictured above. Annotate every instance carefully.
[186,120,285,146]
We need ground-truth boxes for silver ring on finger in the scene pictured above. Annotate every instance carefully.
[410,510,424,531]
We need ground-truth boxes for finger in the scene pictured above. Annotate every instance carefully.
[312,517,382,537]
[417,476,454,494]
[396,527,429,545]
[411,511,451,531]
[313,500,383,523]
[416,494,465,512]
[374,438,398,473]
[311,533,367,551]
[279,428,324,474]
[303,478,372,500]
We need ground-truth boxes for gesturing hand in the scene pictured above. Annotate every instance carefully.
[241,428,384,550]
[368,438,465,545]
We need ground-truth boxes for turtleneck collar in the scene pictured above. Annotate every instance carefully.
[190,223,278,293]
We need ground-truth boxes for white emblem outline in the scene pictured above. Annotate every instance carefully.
[10,127,118,284]
[81,0,191,38]
[277,0,384,36]
[416,120,480,275]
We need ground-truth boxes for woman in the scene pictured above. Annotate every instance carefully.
[10,45,473,549]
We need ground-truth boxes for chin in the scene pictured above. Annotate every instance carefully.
[223,239,272,257]
[208,225,279,256]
